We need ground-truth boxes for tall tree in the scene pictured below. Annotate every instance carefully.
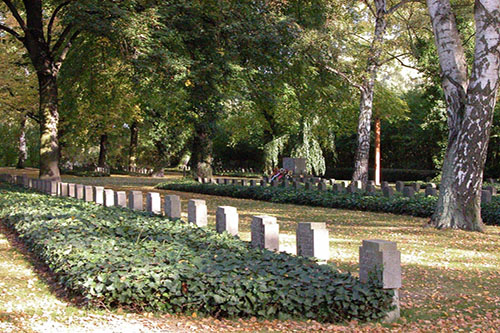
[427,0,500,231]
[0,1,82,180]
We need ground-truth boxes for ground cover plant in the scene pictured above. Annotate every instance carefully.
[156,181,500,226]
[0,183,394,323]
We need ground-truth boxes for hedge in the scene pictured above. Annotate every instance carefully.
[0,184,394,322]
[325,168,438,182]
[156,181,500,226]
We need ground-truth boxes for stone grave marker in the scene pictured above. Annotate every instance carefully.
[296,222,329,261]
[251,215,279,251]
[114,191,127,207]
[128,191,143,210]
[104,189,115,207]
[164,195,181,219]
[216,206,239,236]
[188,199,207,227]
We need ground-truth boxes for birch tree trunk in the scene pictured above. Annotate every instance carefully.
[352,0,388,184]
[16,115,27,169]
[428,0,500,231]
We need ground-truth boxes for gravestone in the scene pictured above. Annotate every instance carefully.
[104,189,115,207]
[146,192,161,214]
[318,181,327,191]
[128,191,143,210]
[114,191,127,207]
[83,186,93,202]
[329,178,336,185]
[224,178,231,185]
[382,181,389,188]
[425,187,437,197]
[366,184,376,194]
[482,190,492,203]
[240,179,247,186]
[261,179,268,187]
[216,206,239,236]
[251,215,279,251]
[188,199,207,227]
[333,183,345,193]
[484,186,497,196]
[283,157,307,175]
[22,175,29,188]
[368,180,376,187]
[412,183,421,192]
[216,178,224,185]
[49,181,59,196]
[346,184,357,194]
[232,179,238,185]
[59,183,68,197]
[395,181,404,192]
[383,186,394,198]
[68,184,76,198]
[403,186,415,198]
[296,222,329,261]
[93,186,104,205]
[353,180,363,190]
[164,195,181,219]
[250,180,257,187]
[359,240,401,323]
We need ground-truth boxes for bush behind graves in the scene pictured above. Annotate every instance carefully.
[0,184,394,322]
[156,181,500,226]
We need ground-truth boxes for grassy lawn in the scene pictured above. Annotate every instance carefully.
[1,167,499,331]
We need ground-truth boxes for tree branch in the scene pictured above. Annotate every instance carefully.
[362,0,376,17]
[47,1,72,46]
[387,0,421,15]
[378,52,413,66]
[324,64,365,92]
[2,0,27,32]
[54,30,80,70]
[0,23,23,42]
[51,23,73,54]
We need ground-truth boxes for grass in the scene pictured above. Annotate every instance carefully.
[1,167,500,331]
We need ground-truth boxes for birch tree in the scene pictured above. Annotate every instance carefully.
[427,0,500,231]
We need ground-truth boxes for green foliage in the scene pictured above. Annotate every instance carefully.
[156,181,500,227]
[326,168,438,182]
[0,183,394,322]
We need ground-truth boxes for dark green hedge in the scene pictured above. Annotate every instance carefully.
[156,181,500,226]
[0,184,393,322]
[325,168,438,182]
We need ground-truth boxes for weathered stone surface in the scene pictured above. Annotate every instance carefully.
[251,215,279,251]
[216,206,239,236]
[240,179,247,186]
[224,178,231,185]
[403,186,415,198]
[283,157,307,175]
[49,181,59,196]
[260,179,268,187]
[412,183,421,192]
[395,181,404,192]
[382,186,394,198]
[114,191,127,207]
[104,189,115,207]
[425,187,437,197]
[83,186,93,202]
[164,195,181,219]
[93,186,105,205]
[359,240,401,322]
[318,181,327,191]
[333,183,345,193]
[484,185,497,196]
[346,184,357,194]
[482,190,492,203]
[146,192,161,214]
[128,191,143,210]
[68,184,76,198]
[366,184,376,193]
[59,183,68,197]
[232,179,238,185]
[217,178,224,185]
[250,180,257,186]
[296,222,329,261]
[22,175,29,188]
[188,199,207,227]
[353,180,363,190]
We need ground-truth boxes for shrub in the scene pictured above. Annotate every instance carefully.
[0,184,394,322]
[325,168,438,182]
[156,181,500,226]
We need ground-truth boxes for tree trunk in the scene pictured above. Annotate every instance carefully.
[352,89,374,184]
[16,115,28,169]
[428,0,500,231]
[128,121,138,170]
[38,72,61,180]
[374,117,381,185]
[98,133,108,167]
[191,123,214,178]
[352,0,387,185]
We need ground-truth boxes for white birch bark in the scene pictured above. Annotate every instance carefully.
[428,0,500,231]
